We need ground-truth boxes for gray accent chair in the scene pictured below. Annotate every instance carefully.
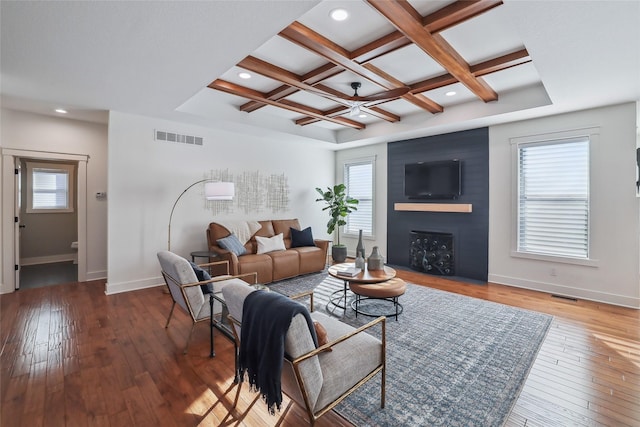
[157,250,257,354]
[222,281,386,425]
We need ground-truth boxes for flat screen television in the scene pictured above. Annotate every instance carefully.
[404,160,462,200]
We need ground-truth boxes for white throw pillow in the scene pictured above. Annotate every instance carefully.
[256,233,286,254]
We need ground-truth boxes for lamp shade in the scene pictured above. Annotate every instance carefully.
[205,181,234,200]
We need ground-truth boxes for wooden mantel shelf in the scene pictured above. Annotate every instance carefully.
[394,203,473,213]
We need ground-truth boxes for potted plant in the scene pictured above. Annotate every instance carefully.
[315,184,359,262]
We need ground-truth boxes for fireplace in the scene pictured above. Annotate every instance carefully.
[409,231,454,276]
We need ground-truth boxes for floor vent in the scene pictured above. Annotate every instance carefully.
[155,130,203,146]
[551,294,578,302]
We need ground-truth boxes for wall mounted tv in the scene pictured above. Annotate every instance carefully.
[404,159,462,200]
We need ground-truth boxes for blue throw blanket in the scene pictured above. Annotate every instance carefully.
[238,290,318,414]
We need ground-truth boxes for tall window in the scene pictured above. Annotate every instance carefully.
[517,137,589,259]
[344,157,374,237]
[26,162,75,213]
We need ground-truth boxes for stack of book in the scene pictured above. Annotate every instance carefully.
[336,266,361,277]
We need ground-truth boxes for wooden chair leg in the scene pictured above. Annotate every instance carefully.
[233,379,242,408]
[165,301,176,328]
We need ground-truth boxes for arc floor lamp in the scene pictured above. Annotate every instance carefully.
[167,179,234,251]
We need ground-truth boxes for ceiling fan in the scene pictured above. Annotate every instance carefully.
[310,82,410,117]
[343,82,410,117]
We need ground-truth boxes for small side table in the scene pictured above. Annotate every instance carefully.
[190,250,218,263]
[350,278,406,321]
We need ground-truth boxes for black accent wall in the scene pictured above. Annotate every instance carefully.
[387,128,489,282]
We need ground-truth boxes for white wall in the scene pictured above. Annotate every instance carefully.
[0,109,108,293]
[489,102,640,308]
[106,111,335,294]
[335,143,388,259]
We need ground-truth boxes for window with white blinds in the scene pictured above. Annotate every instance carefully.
[344,158,374,237]
[517,137,589,259]
[26,162,75,213]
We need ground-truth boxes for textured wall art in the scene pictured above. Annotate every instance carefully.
[205,169,289,215]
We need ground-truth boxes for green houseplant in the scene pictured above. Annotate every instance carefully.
[315,184,359,262]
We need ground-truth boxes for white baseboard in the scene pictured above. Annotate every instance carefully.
[21,254,76,266]
[488,273,640,309]
[105,276,164,295]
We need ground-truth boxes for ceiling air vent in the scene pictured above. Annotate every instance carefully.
[155,130,203,146]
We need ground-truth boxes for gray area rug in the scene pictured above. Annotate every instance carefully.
[268,271,552,427]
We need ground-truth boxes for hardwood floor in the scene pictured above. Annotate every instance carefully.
[1,272,638,426]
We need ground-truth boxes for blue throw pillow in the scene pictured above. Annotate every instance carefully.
[217,233,247,256]
[189,261,213,294]
[290,226,315,248]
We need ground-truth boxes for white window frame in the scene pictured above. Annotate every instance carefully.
[343,156,375,239]
[510,127,599,266]
[26,161,75,213]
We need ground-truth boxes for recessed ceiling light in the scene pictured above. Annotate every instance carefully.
[55,109,67,114]
[358,113,367,118]
[238,72,251,79]
[330,8,348,21]
[445,91,457,97]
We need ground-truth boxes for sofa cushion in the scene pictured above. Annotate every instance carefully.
[215,220,262,245]
[290,226,315,248]
[256,233,286,254]
[237,253,273,284]
[273,219,300,248]
[217,233,247,256]
[247,220,276,254]
[269,249,300,281]
[294,246,327,275]
[255,220,276,237]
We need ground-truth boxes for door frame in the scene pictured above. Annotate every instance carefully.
[1,148,88,293]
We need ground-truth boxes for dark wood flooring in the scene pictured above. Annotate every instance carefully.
[1,270,638,426]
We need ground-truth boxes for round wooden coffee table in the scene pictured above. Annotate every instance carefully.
[327,263,396,311]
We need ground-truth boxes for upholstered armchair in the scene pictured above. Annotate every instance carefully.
[157,250,257,354]
[221,281,385,425]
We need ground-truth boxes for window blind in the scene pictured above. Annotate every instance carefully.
[344,159,373,236]
[518,138,589,258]
[32,168,70,209]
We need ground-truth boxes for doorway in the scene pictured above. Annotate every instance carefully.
[18,158,79,289]
[1,148,88,292]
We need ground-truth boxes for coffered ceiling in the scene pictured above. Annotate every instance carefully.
[207,0,532,131]
[2,1,639,148]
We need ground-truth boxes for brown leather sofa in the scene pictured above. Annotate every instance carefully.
[206,219,329,284]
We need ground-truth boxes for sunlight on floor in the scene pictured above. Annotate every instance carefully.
[187,388,219,416]
[593,332,640,368]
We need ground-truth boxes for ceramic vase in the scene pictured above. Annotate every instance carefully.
[355,253,365,270]
[367,246,384,270]
[355,229,365,259]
